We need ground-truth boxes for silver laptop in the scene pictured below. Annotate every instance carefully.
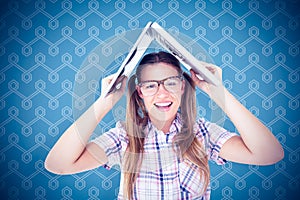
[102,22,153,97]
[102,21,221,97]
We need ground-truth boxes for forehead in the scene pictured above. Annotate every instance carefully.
[139,63,179,81]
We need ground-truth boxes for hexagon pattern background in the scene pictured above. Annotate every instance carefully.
[0,0,299,199]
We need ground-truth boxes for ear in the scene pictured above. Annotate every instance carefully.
[136,86,144,99]
[181,79,185,95]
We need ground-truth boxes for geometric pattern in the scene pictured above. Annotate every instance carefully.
[0,0,299,199]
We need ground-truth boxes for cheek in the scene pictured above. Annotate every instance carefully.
[181,81,185,95]
[142,97,152,110]
[170,92,183,108]
[176,94,183,106]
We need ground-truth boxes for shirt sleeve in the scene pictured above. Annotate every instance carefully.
[90,121,127,169]
[196,118,238,165]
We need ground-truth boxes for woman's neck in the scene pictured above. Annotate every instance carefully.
[150,117,174,134]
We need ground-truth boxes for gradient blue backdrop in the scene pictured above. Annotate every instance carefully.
[0,0,299,199]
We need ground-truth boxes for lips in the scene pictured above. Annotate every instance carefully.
[154,102,173,111]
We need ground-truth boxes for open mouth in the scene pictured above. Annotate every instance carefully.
[154,102,173,111]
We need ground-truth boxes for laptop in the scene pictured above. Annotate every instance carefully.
[101,22,153,97]
[102,21,221,97]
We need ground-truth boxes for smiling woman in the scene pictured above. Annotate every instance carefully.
[45,51,284,200]
[135,62,185,131]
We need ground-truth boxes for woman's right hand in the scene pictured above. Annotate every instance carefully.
[100,73,128,108]
[45,73,127,175]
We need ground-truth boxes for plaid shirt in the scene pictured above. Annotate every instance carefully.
[92,114,237,200]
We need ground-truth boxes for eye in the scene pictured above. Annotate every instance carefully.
[165,78,180,86]
[143,82,157,89]
[166,80,177,86]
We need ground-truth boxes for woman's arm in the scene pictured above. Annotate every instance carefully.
[45,76,127,174]
[190,67,284,165]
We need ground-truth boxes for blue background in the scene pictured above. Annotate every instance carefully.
[0,0,299,199]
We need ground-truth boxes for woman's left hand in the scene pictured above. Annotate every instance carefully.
[190,63,223,98]
[190,62,284,165]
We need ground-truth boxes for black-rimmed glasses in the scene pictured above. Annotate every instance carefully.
[138,75,183,97]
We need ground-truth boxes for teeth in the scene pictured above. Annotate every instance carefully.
[155,102,172,107]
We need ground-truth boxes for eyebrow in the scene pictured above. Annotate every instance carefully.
[138,75,182,84]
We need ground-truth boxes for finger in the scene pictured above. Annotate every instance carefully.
[115,75,127,90]
[190,69,202,83]
[119,76,128,91]
[206,66,216,74]
[190,69,197,78]
[190,69,209,90]
[101,75,114,89]
[206,63,222,74]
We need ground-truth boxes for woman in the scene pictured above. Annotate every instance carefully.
[45,51,284,199]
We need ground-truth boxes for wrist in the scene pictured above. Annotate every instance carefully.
[93,97,114,122]
[208,85,228,111]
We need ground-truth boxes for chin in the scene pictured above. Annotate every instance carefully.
[150,110,177,123]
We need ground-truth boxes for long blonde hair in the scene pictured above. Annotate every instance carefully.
[123,51,209,199]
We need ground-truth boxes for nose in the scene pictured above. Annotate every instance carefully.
[156,83,169,96]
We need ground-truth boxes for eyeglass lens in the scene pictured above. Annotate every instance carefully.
[139,76,182,96]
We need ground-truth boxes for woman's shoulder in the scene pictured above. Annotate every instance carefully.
[104,121,128,143]
[193,117,210,137]
[195,117,209,127]
[115,121,125,129]
[102,121,127,139]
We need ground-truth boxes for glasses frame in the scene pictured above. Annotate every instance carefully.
[137,75,184,97]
